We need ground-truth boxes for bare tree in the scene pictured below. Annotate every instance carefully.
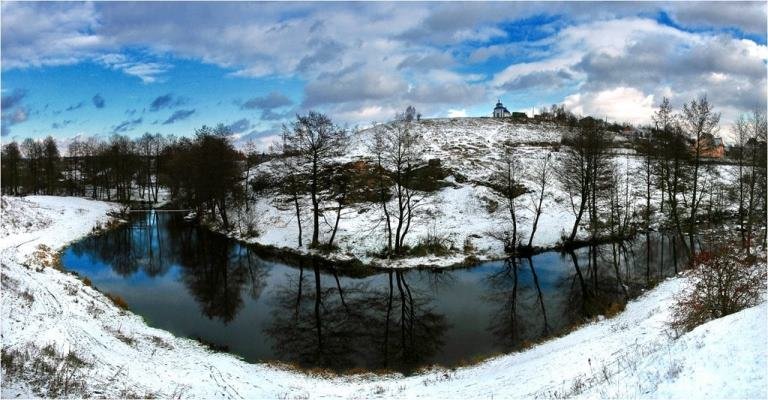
[740,111,767,253]
[490,143,524,253]
[375,119,425,255]
[324,163,350,249]
[41,136,60,195]
[681,95,720,250]
[274,147,306,248]
[370,129,394,253]
[557,118,611,244]
[607,159,634,239]
[243,140,259,212]
[283,111,349,248]
[526,152,552,249]
[653,99,690,251]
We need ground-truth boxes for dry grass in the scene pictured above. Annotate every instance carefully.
[105,292,129,310]
[20,289,35,304]
[1,344,89,397]
[148,335,174,350]
[30,244,63,271]
[603,302,626,318]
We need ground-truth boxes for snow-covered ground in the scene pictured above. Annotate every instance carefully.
[222,118,734,268]
[2,195,765,398]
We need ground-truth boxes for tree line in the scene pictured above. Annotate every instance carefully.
[2,97,766,259]
[2,126,244,231]
[516,95,766,257]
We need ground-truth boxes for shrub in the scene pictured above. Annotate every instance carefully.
[1,344,89,397]
[669,248,766,335]
[105,293,129,310]
[462,237,476,254]
[409,232,452,257]
[603,301,626,318]
[31,244,63,270]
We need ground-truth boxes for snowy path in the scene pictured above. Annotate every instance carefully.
[1,196,765,399]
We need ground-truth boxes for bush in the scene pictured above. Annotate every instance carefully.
[462,237,476,254]
[105,293,129,310]
[409,232,452,257]
[669,248,766,335]
[1,344,89,397]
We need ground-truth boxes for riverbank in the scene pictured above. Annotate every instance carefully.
[206,119,735,270]
[2,195,765,398]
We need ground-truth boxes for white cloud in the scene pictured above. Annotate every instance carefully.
[1,2,765,129]
[1,2,105,68]
[334,105,399,125]
[97,53,170,83]
[564,87,655,125]
[447,109,467,118]
[491,16,766,125]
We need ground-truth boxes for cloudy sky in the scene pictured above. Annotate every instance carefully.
[1,1,766,146]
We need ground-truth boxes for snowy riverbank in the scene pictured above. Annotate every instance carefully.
[215,118,734,269]
[2,195,765,399]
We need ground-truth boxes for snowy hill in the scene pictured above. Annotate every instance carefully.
[235,118,575,268]
[348,117,567,181]
[232,117,725,268]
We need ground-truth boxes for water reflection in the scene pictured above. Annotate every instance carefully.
[62,211,691,373]
[265,261,448,372]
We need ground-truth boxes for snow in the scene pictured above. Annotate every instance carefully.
[2,195,765,399]
[222,118,734,269]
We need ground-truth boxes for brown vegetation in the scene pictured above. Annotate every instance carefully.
[669,247,766,335]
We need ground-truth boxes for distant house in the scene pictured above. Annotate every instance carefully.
[619,126,650,140]
[694,134,725,158]
[511,111,528,119]
[493,100,512,118]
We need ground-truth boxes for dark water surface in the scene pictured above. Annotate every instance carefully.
[62,212,689,373]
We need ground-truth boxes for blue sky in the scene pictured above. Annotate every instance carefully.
[1,1,766,148]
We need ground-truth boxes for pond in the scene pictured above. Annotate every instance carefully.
[62,211,691,374]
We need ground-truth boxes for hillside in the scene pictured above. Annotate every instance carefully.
[214,117,737,268]
[223,118,578,268]
[347,117,566,181]
[2,196,765,398]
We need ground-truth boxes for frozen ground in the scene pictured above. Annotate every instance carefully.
[223,118,734,268]
[1,195,765,399]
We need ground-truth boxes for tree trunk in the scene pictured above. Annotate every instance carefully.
[568,194,588,244]
[293,191,303,248]
[310,158,320,247]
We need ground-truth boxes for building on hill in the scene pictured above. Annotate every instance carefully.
[493,100,512,118]
[694,133,725,158]
[511,111,528,119]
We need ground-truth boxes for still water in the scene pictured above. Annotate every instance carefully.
[62,212,689,373]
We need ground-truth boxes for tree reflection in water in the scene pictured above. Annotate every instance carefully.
[64,213,698,372]
[265,259,371,370]
[264,262,448,373]
[70,212,271,324]
[175,220,269,324]
[67,211,176,277]
[486,258,551,350]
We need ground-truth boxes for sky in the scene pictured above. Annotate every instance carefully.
[1,1,766,149]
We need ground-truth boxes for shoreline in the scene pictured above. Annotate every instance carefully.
[2,195,764,399]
